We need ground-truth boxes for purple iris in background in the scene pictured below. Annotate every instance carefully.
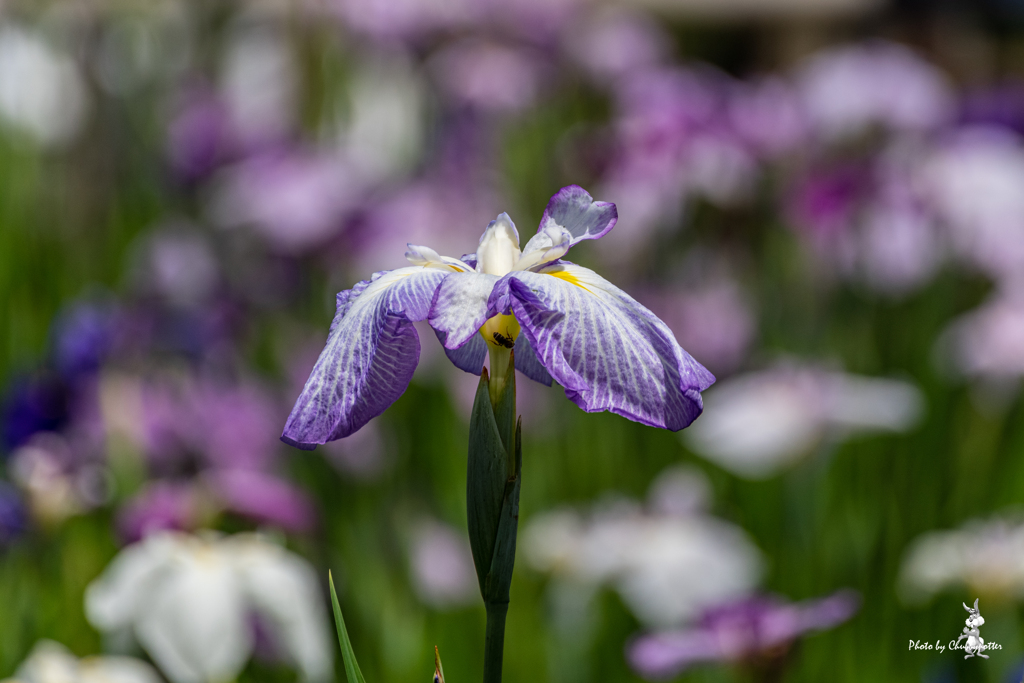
[628,591,860,679]
[283,185,714,447]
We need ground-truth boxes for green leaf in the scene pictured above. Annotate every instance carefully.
[329,570,367,683]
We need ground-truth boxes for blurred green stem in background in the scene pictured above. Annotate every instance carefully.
[467,352,522,683]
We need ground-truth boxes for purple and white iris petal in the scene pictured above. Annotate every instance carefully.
[532,185,618,250]
[514,334,553,386]
[428,272,500,349]
[438,331,487,374]
[491,264,715,431]
[282,267,448,449]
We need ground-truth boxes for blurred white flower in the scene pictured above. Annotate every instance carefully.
[220,24,297,144]
[797,41,953,142]
[342,52,424,180]
[919,126,1024,280]
[938,290,1024,381]
[524,497,762,629]
[0,25,89,147]
[900,516,1024,603]
[429,39,543,113]
[684,366,924,479]
[5,640,161,683]
[408,519,478,609]
[646,465,713,518]
[85,531,333,683]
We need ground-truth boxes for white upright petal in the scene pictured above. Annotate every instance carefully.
[476,213,521,276]
[232,535,334,682]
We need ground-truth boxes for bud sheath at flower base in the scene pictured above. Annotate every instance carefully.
[467,353,521,683]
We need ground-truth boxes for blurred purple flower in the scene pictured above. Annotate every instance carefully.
[728,77,809,157]
[598,66,756,262]
[0,481,28,545]
[409,519,479,608]
[961,82,1024,137]
[50,302,116,379]
[796,41,954,141]
[166,84,231,181]
[2,374,70,451]
[628,591,859,679]
[564,8,670,80]
[191,381,283,472]
[212,148,361,254]
[205,469,316,533]
[119,481,204,542]
[429,39,545,113]
[788,163,867,240]
[328,0,478,42]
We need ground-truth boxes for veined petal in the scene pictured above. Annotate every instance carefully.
[521,186,617,261]
[405,244,474,272]
[490,263,714,430]
[427,271,499,350]
[282,267,448,448]
[514,334,553,386]
[477,213,521,276]
[438,331,488,374]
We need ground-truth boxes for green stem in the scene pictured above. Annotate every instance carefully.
[487,345,512,407]
[483,601,509,683]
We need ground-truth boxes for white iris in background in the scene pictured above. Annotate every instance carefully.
[524,473,762,630]
[0,25,88,148]
[684,365,924,479]
[3,640,161,683]
[85,531,333,683]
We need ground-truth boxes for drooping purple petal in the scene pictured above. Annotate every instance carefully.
[525,185,617,254]
[282,267,448,448]
[514,334,553,386]
[489,263,714,430]
[437,330,487,374]
[427,272,499,349]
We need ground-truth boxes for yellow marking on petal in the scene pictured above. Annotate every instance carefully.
[546,268,592,293]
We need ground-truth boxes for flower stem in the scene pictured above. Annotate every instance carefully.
[483,600,509,683]
[487,345,512,407]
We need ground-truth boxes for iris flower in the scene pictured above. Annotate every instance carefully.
[282,185,714,448]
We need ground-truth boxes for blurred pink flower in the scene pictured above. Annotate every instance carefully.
[564,8,670,80]
[728,77,809,157]
[212,149,361,254]
[205,469,316,533]
[429,39,545,113]
[628,591,859,678]
[119,481,205,542]
[796,41,954,141]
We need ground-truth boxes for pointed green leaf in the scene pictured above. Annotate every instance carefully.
[467,370,512,593]
[329,571,367,683]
